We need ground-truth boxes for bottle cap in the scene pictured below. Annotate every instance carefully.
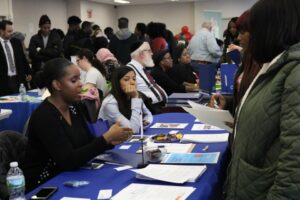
[10,162,18,167]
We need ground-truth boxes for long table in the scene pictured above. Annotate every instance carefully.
[26,113,229,200]
[0,91,41,132]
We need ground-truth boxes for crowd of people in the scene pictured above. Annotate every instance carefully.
[1,0,300,198]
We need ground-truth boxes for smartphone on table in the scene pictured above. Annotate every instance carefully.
[30,187,58,200]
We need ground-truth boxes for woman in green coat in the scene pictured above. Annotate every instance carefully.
[225,0,300,199]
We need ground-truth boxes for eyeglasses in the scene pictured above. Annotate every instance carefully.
[163,55,172,60]
[142,49,152,54]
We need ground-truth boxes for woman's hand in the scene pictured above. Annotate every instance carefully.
[209,94,226,109]
[103,121,133,145]
[227,44,243,52]
[124,84,139,98]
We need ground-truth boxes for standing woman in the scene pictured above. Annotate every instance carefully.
[225,0,300,199]
[76,48,108,96]
[22,58,132,192]
[209,10,262,116]
[99,66,153,133]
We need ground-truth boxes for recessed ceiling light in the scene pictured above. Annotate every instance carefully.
[170,0,180,2]
[114,0,130,4]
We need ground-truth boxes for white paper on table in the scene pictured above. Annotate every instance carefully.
[114,165,132,171]
[181,133,229,143]
[111,183,195,200]
[136,143,195,154]
[183,102,233,132]
[0,109,12,120]
[60,198,91,200]
[132,164,207,184]
[191,124,223,131]
[150,123,188,129]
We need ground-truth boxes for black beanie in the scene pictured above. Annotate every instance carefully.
[68,16,81,25]
[130,41,144,53]
[39,15,51,26]
[153,50,169,66]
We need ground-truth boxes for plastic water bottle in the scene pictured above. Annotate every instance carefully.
[215,68,222,94]
[6,162,25,200]
[19,83,26,101]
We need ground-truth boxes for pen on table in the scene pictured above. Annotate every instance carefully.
[202,145,209,151]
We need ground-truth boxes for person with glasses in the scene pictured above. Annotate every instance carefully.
[169,45,199,87]
[151,50,199,95]
[127,41,167,114]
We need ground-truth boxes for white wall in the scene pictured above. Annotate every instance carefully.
[0,0,12,18]
[12,0,68,46]
[116,2,194,36]
[81,1,117,31]
[9,0,258,46]
[194,0,258,34]
[66,0,81,19]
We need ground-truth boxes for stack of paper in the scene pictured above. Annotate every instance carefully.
[181,133,229,143]
[182,101,233,132]
[111,183,195,200]
[132,164,207,184]
[150,123,188,129]
[0,109,12,120]
[168,92,200,99]
[161,152,220,164]
[191,124,224,131]
[136,143,195,154]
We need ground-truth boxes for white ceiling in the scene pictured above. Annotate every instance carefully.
[89,0,198,5]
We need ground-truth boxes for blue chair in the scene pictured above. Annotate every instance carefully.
[87,119,110,138]
[191,63,217,94]
[220,63,238,94]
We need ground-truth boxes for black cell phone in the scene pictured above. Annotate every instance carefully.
[30,187,58,200]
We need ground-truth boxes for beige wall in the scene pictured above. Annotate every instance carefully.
[66,0,81,19]
[12,0,68,46]
[80,0,117,31]
[194,0,258,35]
[116,2,195,36]
[9,0,258,46]
[0,0,13,19]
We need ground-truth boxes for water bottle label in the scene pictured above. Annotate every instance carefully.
[7,176,25,189]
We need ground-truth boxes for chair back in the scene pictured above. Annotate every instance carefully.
[87,119,110,138]
[220,63,238,94]
[191,63,217,94]
[0,131,27,200]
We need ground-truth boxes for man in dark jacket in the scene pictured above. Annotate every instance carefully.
[29,15,62,76]
[0,20,32,96]
[63,16,81,60]
[109,17,137,65]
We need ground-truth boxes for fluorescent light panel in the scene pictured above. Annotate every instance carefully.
[114,0,130,4]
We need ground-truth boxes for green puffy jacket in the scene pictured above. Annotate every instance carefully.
[225,42,300,200]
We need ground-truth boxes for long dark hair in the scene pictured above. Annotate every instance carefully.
[35,58,73,93]
[249,0,300,63]
[234,10,262,105]
[110,66,136,119]
[76,48,107,78]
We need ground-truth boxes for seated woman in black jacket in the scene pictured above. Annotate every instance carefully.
[151,50,198,95]
[169,45,199,86]
[21,58,132,191]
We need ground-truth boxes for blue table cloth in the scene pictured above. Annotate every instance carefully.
[26,113,229,200]
[0,91,41,132]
